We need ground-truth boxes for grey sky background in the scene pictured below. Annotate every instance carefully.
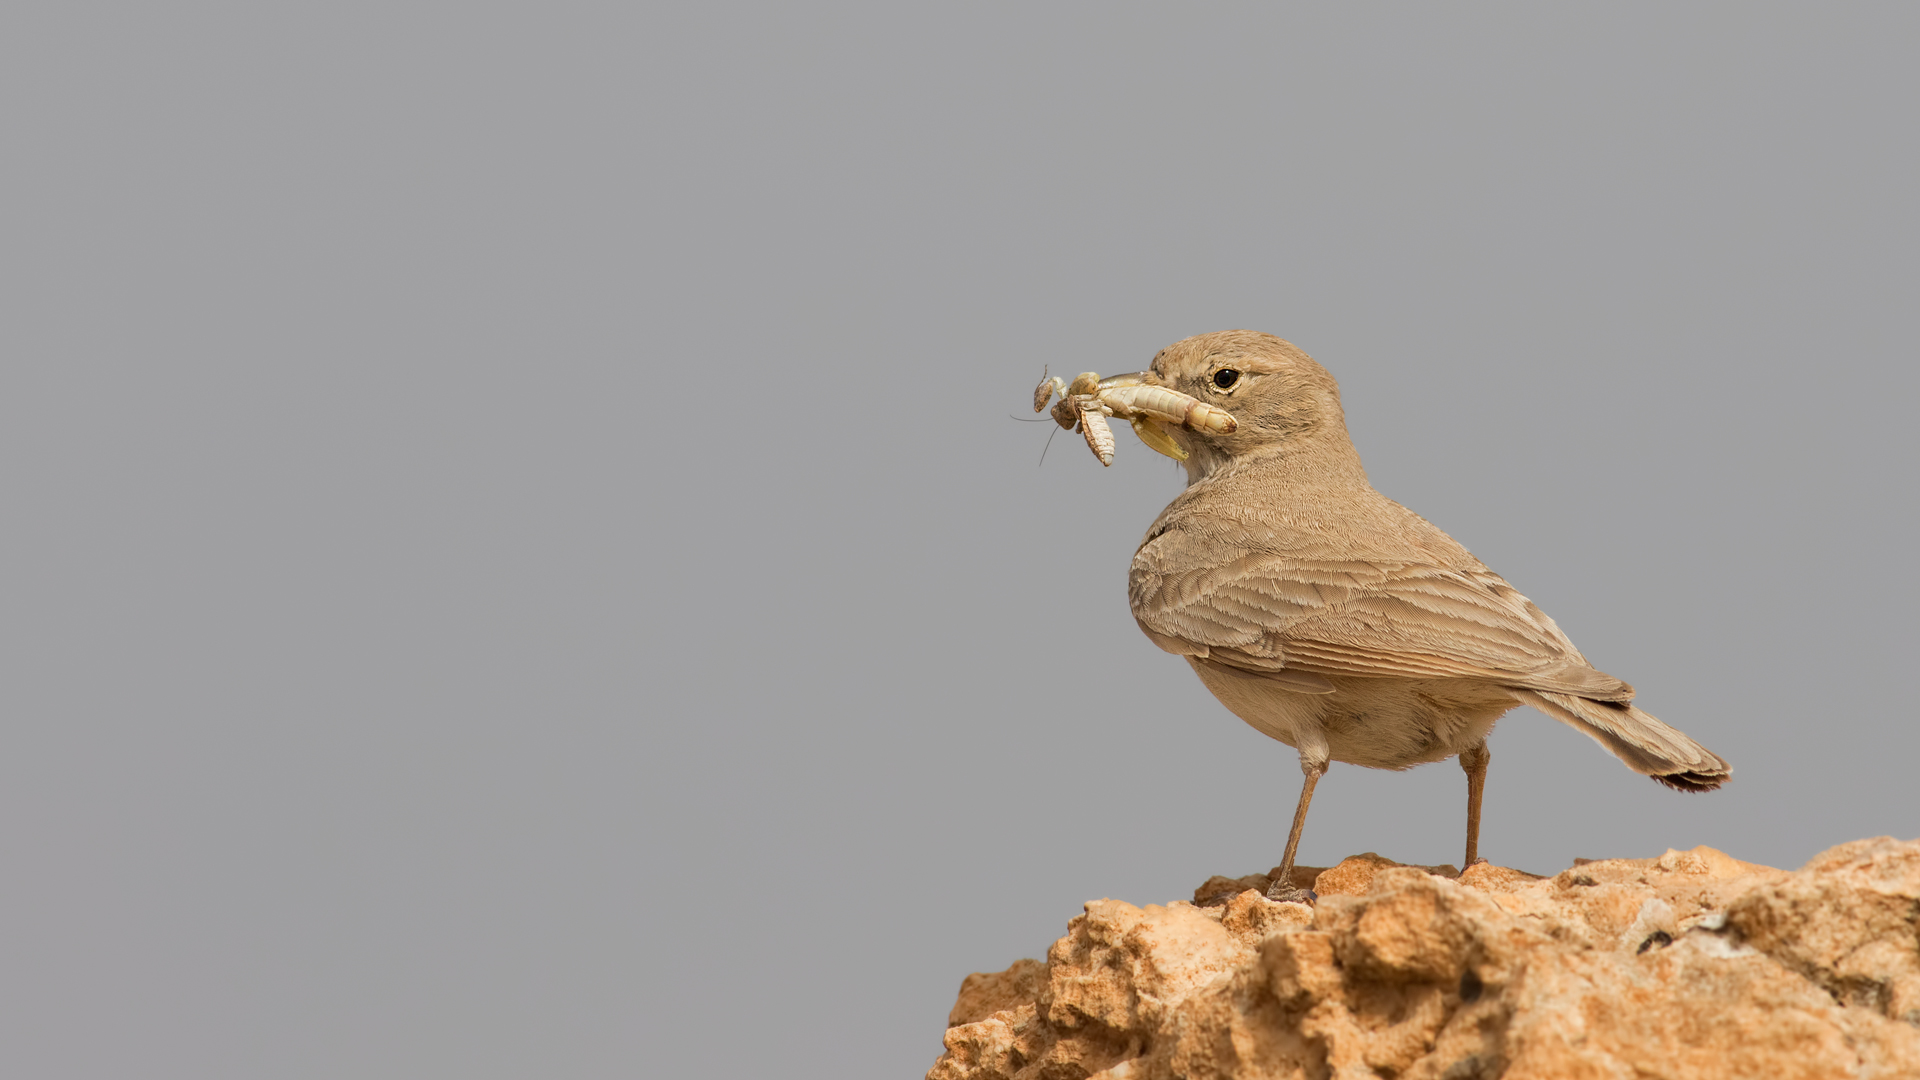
[5,3,1917,1078]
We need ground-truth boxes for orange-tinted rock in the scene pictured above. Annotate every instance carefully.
[1312,852,1459,897]
[949,959,1047,1028]
[1218,889,1314,945]
[930,839,1920,1080]
[1455,860,1545,894]
[1724,836,1920,1025]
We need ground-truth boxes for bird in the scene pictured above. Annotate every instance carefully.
[1118,330,1729,903]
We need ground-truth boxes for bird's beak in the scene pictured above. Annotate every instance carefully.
[1096,371,1155,391]
[1098,371,1190,462]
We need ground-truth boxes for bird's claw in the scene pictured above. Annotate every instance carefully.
[1263,883,1318,906]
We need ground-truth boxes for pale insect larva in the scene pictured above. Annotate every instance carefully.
[1096,383,1236,434]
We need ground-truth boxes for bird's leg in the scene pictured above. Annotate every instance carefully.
[1264,761,1326,904]
[1460,740,1491,868]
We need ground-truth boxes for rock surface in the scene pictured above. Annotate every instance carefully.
[930,838,1920,1080]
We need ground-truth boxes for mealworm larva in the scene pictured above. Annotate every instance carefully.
[1091,384,1176,421]
[1096,384,1236,434]
[1181,399,1236,434]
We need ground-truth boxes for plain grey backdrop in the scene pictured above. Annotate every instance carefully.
[5,3,1916,1077]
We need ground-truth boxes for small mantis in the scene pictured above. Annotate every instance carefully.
[1033,369,1237,466]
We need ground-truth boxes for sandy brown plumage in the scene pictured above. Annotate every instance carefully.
[1119,331,1729,899]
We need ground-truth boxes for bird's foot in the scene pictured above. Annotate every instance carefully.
[1263,882,1317,905]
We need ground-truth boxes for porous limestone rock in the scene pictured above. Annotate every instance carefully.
[929,840,1920,1080]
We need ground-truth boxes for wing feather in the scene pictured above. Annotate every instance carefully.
[1131,546,1632,699]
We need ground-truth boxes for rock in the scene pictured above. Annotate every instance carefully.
[930,840,1920,1080]
[1218,889,1314,944]
[950,959,1047,1028]
[1723,837,1920,1026]
[1313,853,1463,898]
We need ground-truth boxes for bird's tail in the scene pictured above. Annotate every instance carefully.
[1510,689,1730,792]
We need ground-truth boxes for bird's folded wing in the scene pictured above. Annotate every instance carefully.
[1129,551,1632,699]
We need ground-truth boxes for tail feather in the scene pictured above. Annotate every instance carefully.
[1511,689,1730,792]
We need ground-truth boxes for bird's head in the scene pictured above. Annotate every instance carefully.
[1122,330,1357,484]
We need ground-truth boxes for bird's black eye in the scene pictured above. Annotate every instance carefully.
[1212,368,1240,391]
